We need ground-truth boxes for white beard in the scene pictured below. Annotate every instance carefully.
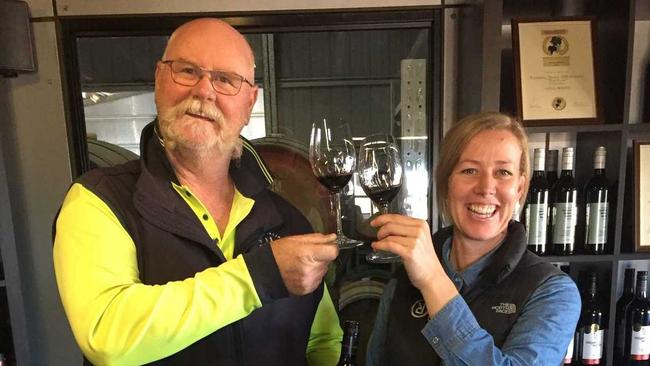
[157,97,242,159]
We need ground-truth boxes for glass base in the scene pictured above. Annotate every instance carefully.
[366,250,401,263]
[336,235,364,250]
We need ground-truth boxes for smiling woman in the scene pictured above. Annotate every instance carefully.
[366,111,581,366]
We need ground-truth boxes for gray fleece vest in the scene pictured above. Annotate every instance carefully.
[384,222,564,366]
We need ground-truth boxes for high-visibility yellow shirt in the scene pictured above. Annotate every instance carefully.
[53,182,342,365]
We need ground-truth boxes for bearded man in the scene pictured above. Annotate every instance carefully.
[53,18,342,365]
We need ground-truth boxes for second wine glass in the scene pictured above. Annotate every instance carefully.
[358,134,403,263]
[310,118,363,249]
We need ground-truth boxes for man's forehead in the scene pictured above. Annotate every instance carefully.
[164,22,255,72]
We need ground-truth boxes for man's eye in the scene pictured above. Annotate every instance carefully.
[216,74,236,86]
[179,67,197,75]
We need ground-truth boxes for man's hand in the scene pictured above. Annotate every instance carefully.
[270,233,338,296]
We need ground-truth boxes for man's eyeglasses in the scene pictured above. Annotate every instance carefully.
[161,60,255,96]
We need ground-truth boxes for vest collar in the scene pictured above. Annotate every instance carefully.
[133,120,282,258]
[433,221,528,302]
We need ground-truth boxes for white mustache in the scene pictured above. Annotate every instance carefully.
[175,98,225,124]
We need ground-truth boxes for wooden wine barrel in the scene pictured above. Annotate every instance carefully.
[251,136,334,233]
[87,138,139,169]
[337,279,387,366]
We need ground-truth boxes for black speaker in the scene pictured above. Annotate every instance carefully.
[0,0,36,77]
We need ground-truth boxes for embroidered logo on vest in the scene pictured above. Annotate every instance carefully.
[491,302,516,314]
[257,231,281,247]
[411,299,428,318]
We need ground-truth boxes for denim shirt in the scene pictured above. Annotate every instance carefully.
[367,238,581,366]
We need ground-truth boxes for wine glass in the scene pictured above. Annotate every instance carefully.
[358,134,403,263]
[310,118,363,249]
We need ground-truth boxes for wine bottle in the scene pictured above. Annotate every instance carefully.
[338,320,359,366]
[616,268,638,363]
[546,149,559,188]
[551,147,578,255]
[583,146,609,254]
[564,333,577,365]
[546,149,559,256]
[525,148,550,255]
[579,272,605,365]
[625,271,650,365]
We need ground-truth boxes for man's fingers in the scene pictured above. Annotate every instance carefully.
[311,243,339,262]
[283,233,337,244]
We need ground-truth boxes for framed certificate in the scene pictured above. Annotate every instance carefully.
[512,17,601,125]
[635,141,650,252]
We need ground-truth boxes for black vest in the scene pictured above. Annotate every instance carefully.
[384,222,564,366]
[68,122,323,365]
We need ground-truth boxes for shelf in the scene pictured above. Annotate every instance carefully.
[524,123,650,135]
[543,255,615,263]
[616,252,650,261]
[627,123,650,133]
[525,124,625,134]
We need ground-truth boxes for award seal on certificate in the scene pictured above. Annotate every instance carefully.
[512,17,601,125]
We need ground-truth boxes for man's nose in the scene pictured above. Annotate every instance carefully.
[191,73,216,101]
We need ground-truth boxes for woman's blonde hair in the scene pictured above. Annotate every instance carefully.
[435,112,530,225]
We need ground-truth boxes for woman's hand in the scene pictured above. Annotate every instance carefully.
[370,214,443,292]
[371,214,459,317]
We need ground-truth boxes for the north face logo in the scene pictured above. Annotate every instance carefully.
[491,303,516,314]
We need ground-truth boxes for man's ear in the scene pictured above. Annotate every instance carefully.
[245,86,259,126]
[154,61,163,81]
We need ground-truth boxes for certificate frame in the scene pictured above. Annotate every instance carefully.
[512,17,601,126]
[635,141,650,252]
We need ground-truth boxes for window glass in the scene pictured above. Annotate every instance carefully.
[76,26,431,230]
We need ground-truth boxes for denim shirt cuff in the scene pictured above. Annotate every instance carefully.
[420,295,479,359]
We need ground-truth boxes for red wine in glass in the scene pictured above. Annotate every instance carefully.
[317,173,353,193]
[358,134,403,263]
[310,118,362,249]
[364,186,401,206]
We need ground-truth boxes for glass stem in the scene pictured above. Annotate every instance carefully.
[379,202,389,215]
[334,191,345,238]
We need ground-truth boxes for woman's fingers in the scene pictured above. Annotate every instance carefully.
[371,214,430,241]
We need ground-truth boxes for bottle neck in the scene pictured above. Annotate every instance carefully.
[560,169,574,177]
[583,275,598,302]
[533,169,546,177]
[624,270,636,295]
[339,321,359,364]
[637,279,648,300]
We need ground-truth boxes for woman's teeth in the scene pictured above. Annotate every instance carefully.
[468,204,496,216]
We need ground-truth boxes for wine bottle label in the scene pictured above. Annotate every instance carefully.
[564,336,574,364]
[631,325,650,360]
[525,203,548,245]
[581,328,604,363]
[553,203,577,244]
[585,202,608,245]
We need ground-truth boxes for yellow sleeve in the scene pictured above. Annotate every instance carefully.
[53,183,263,365]
[306,285,343,366]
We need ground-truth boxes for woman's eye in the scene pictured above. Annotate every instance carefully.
[497,169,513,177]
[461,168,477,175]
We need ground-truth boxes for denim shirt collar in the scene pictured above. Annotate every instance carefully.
[441,236,504,292]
